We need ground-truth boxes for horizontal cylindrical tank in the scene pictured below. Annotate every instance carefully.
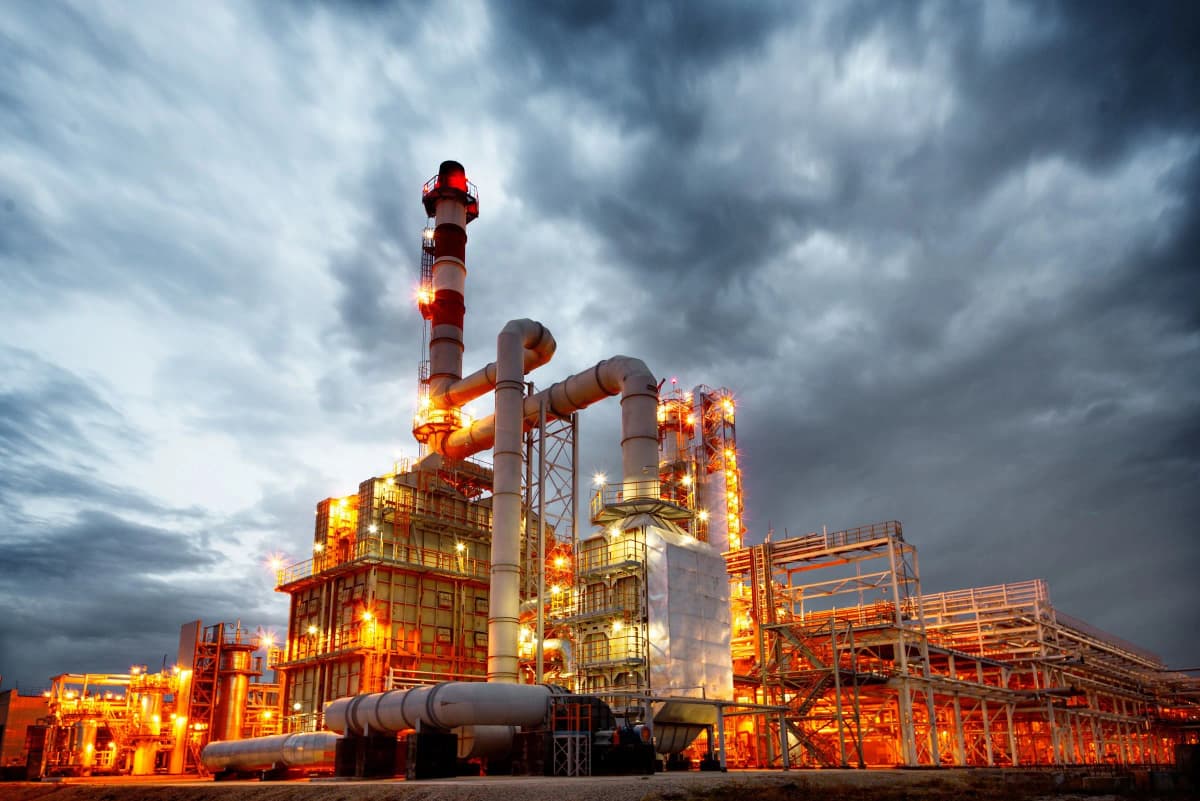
[200,731,340,773]
[325,682,560,735]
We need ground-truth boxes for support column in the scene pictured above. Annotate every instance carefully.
[898,683,918,766]
[951,694,967,766]
[1006,703,1018,766]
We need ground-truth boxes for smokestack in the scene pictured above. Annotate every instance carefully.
[422,160,478,414]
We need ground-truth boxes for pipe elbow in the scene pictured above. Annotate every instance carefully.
[442,418,494,460]
[599,356,657,399]
[500,318,557,372]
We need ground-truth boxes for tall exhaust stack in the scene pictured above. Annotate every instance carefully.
[413,160,478,452]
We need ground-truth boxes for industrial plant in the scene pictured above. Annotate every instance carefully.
[3,161,1197,783]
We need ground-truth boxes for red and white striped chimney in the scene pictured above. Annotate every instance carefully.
[423,160,478,411]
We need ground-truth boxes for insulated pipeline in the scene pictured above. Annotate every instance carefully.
[443,355,661,490]
[324,682,559,735]
[200,731,340,772]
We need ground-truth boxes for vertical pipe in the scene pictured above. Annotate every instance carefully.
[488,324,526,683]
[571,413,578,548]
[170,668,193,774]
[617,365,659,495]
[535,396,547,683]
[523,390,535,600]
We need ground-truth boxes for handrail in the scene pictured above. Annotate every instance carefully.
[577,537,646,574]
[590,479,674,516]
[1054,609,1162,666]
[277,538,490,586]
[422,173,479,203]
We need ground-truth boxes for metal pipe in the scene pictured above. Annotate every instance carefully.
[535,395,547,683]
[480,352,658,681]
[201,732,340,773]
[489,320,532,682]
[324,681,558,735]
[435,321,556,409]
[444,356,660,492]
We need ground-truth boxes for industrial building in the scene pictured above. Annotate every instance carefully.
[255,161,1198,777]
[2,160,1196,780]
[3,621,279,778]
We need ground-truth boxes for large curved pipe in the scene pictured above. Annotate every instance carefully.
[200,731,340,773]
[481,353,657,682]
[445,356,661,489]
[433,320,556,410]
[324,682,558,735]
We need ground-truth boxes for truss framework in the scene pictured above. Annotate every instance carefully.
[724,522,1200,768]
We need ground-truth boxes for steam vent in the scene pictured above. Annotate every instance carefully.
[7,162,1197,785]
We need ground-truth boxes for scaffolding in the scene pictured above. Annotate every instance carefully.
[274,459,496,730]
[723,522,1200,768]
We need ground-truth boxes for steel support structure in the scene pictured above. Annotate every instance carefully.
[725,522,1200,769]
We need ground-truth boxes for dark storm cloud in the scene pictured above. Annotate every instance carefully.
[471,0,1200,665]
[482,1,813,363]
[0,510,219,582]
[940,1,1200,186]
[0,349,276,686]
[478,0,1200,373]
[0,513,249,687]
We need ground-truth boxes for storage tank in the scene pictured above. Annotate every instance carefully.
[201,731,340,774]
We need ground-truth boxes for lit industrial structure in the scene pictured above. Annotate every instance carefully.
[8,620,280,779]
[257,162,1197,777]
[722,523,1200,768]
[2,160,1196,781]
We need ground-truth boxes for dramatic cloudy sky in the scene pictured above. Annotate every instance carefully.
[1,1,1197,690]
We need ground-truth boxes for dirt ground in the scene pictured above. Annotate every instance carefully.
[0,768,1189,801]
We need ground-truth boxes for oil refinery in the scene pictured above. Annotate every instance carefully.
[2,161,1197,783]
